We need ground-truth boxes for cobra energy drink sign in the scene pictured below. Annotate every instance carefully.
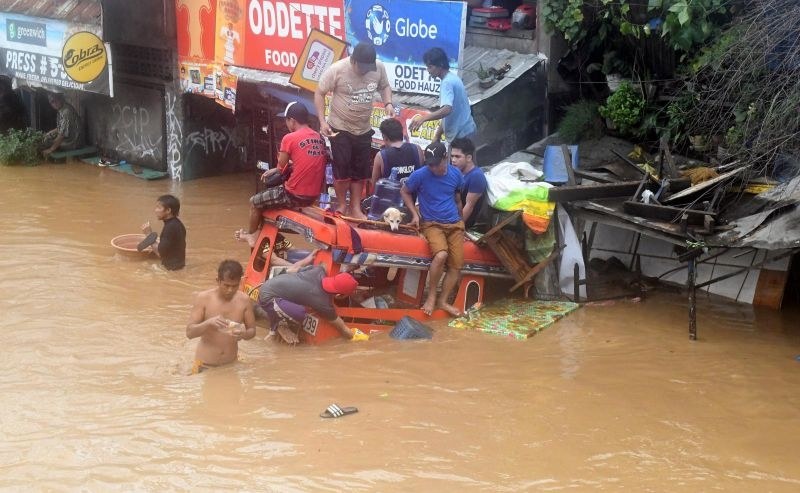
[0,13,112,95]
[344,0,466,95]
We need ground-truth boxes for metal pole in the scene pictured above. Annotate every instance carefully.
[688,258,697,340]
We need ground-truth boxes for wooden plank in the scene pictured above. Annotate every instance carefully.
[548,181,644,202]
[623,201,715,225]
[476,210,522,246]
[561,144,578,186]
[753,269,789,309]
[573,169,617,184]
[665,165,749,203]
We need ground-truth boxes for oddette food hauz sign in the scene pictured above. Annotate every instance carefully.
[0,13,112,95]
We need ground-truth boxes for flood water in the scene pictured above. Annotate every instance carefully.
[1,162,799,491]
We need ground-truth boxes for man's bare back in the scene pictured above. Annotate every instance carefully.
[186,284,256,368]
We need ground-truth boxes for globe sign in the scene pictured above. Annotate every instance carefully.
[365,5,390,46]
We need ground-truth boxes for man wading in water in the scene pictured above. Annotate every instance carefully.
[186,260,256,374]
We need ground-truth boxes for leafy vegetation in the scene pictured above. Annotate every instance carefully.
[0,128,44,166]
[557,100,604,143]
[599,82,645,136]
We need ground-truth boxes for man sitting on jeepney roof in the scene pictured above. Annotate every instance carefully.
[235,101,326,247]
[401,141,465,317]
[257,265,369,342]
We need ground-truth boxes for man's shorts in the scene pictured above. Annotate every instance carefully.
[421,220,465,270]
[251,184,291,209]
[250,186,317,210]
[329,128,374,181]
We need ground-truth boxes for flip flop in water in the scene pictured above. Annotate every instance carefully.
[137,232,158,252]
[320,403,358,419]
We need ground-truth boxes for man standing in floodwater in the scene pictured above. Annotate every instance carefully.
[186,260,255,373]
[142,194,186,270]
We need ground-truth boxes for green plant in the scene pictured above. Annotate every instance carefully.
[599,81,645,135]
[477,63,490,80]
[557,100,604,142]
[0,128,44,166]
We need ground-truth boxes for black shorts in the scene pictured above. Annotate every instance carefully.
[329,128,374,181]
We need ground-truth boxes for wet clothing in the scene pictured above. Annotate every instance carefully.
[263,298,307,332]
[404,165,463,224]
[279,126,327,198]
[440,72,476,140]
[329,128,374,181]
[258,265,338,321]
[158,216,186,270]
[421,220,465,270]
[55,103,82,150]
[318,58,390,135]
[461,166,488,229]
[379,143,422,181]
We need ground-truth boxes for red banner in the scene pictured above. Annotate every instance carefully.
[176,0,218,62]
[243,0,346,73]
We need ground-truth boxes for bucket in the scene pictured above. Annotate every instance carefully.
[542,145,579,183]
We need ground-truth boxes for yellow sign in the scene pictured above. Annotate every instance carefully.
[62,32,107,83]
[290,29,347,93]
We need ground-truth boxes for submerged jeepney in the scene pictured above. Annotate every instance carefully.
[242,207,510,343]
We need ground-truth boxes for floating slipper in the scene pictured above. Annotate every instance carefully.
[137,232,158,252]
[320,403,358,418]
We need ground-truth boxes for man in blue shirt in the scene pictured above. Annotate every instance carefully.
[450,138,488,230]
[401,141,465,317]
[408,47,477,143]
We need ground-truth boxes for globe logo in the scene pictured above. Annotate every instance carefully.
[8,23,16,40]
[365,5,390,46]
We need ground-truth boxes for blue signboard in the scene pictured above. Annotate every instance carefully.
[344,0,467,95]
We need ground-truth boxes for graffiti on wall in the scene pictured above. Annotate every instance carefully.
[185,126,234,157]
[165,92,183,181]
[111,104,163,161]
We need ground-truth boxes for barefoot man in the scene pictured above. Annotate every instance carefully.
[186,260,256,373]
[401,141,465,317]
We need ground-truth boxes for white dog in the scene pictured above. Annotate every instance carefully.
[382,207,405,231]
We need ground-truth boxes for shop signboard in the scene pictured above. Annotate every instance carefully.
[243,0,346,73]
[0,13,112,96]
[344,0,466,96]
[289,28,346,92]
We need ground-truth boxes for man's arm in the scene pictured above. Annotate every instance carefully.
[455,192,464,220]
[42,133,64,157]
[186,294,225,339]
[314,88,332,137]
[276,150,290,171]
[408,106,451,132]
[371,152,384,189]
[400,184,420,228]
[461,192,481,224]
[239,300,256,340]
[329,316,354,339]
[381,85,394,116]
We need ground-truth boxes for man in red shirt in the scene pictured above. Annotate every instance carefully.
[236,101,327,246]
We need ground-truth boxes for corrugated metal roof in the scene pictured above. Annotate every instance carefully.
[0,0,102,25]
[230,46,546,110]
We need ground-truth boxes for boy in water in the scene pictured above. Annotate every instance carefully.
[142,194,186,270]
[186,260,256,373]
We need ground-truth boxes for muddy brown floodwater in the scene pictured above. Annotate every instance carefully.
[1,162,800,491]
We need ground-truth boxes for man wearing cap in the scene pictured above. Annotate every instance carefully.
[400,141,465,317]
[314,42,394,220]
[257,265,368,341]
[235,101,327,247]
[408,47,476,143]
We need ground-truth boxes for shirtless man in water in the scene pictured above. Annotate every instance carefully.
[186,260,256,373]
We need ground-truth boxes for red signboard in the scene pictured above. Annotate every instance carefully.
[176,0,218,62]
[243,0,346,73]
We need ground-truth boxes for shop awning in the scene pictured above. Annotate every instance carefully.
[1,0,101,26]
[230,46,546,111]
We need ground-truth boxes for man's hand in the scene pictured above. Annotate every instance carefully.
[319,121,335,137]
[260,168,279,183]
[408,114,424,132]
[42,149,53,158]
[408,214,420,229]
[141,221,152,235]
